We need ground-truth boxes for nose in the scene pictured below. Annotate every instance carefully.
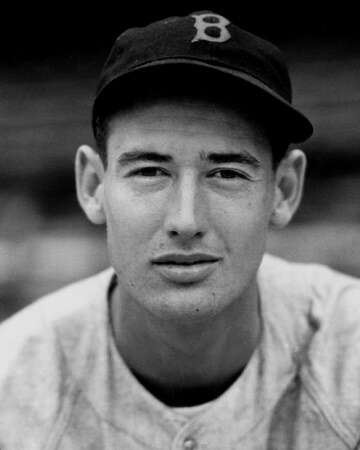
[164,171,208,243]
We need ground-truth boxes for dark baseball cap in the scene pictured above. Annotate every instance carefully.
[92,11,313,143]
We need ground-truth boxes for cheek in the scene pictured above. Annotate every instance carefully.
[211,188,273,255]
[103,183,165,256]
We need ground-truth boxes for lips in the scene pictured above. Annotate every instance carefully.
[152,253,220,265]
[151,253,221,284]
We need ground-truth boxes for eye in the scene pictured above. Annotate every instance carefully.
[129,167,169,177]
[208,169,249,180]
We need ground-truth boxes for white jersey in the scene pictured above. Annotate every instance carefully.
[0,254,359,449]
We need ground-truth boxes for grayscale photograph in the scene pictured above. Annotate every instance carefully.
[0,5,359,449]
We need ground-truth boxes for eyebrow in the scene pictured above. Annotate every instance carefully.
[117,149,261,168]
[117,150,173,166]
[202,151,261,168]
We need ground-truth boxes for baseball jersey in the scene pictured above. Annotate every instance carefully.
[0,254,359,449]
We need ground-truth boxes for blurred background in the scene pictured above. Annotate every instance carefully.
[1,4,359,321]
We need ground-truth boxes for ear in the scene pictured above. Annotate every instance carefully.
[75,145,106,225]
[270,149,307,228]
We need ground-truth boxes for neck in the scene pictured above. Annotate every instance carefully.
[110,281,261,406]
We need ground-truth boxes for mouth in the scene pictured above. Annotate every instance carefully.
[156,261,215,266]
[152,253,220,265]
[151,253,221,284]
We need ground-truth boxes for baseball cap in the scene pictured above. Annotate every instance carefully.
[92,11,313,143]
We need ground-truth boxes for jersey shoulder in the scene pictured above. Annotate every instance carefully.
[260,253,360,318]
[0,268,114,448]
[261,254,360,444]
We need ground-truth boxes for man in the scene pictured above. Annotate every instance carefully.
[1,11,359,449]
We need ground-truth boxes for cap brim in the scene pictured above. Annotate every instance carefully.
[93,59,313,143]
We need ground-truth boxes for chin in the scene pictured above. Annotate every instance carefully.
[141,284,235,324]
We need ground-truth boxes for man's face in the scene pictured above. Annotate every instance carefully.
[101,98,276,322]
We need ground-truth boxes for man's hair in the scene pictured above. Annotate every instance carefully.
[93,67,290,169]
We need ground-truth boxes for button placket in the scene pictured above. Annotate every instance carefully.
[183,436,197,450]
[172,423,200,450]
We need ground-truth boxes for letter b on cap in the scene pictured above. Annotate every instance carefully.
[191,13,231,43]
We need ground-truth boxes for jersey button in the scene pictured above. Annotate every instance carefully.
[183,437,197,450]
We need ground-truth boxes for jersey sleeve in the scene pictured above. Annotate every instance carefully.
[301,267,360,446]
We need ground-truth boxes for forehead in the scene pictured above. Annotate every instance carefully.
[107,97,272,159]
